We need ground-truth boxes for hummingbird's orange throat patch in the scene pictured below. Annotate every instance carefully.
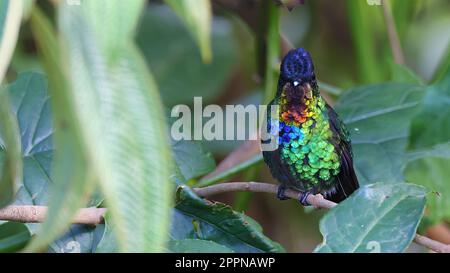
[279,83,318,126]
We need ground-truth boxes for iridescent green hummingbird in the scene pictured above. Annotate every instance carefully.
[261,48,359,204]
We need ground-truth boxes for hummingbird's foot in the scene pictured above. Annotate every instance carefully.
[299,192,325,208]
[299,191,312,206]
[311,194,325,209]
[276,185,290,200]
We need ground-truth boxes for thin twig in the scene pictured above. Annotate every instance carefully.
[0,205,106,225]
[381,0,405,64]
[193,181,450,253]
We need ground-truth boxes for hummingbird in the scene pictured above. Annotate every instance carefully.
[261,48,359,204]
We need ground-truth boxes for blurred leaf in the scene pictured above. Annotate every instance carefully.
[54,1,173,252]
[390,62,423,84]
[432,44,450,83]
[172,186,284,253]
[172,140,216,181]
[0,88,21,208]
[28,7,95,251]
[315,183,426,253]
[21,0,34,19]
[335,83,425,186]
[0,222,30,253]
[137,5,236,107]
[345,0,383,83]
[264,1,280,103]
[408,73,450,150]
[404,9,450,81]
[164,0,212,63]
[391,0,421,42]
[0,0,23,82]
[405,156,450,224]
[168,239,234,253]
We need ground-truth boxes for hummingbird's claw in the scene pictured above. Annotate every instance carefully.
[299,191,312,206]
[276,185,290,201]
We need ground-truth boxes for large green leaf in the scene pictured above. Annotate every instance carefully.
[137,5,236,107]
[315,183,426,253]
[164,0,212,63]
[404,65,450,225]
[335,83,425,186]
[53,1,173,252]
[405,156,450,224]
[173,186,284,253]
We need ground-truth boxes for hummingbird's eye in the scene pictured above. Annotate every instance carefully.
[293,81,300,87]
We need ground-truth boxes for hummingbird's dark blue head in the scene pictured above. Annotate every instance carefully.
[280,48,315,84]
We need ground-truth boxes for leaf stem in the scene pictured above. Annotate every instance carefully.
[381,0,405,65]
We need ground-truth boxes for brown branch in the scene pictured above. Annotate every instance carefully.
[1,182,448,253]
[193,181,450,253]
[0,205,106,225]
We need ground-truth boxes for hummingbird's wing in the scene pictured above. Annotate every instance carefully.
[326,104,359,202]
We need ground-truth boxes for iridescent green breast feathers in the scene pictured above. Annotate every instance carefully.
[262,48,359,203]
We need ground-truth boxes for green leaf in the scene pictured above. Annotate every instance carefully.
[0,222,30,252]
[405,155,450,224]
[137,5,236,107]
[164,0,212,63]
[0,88,21,208]
[1,72,102,251]
[315,183,426,253]
[4,72,53,229]
[345,0,384,83]
[335,83,426,185]
[168,239,234,253]
[408,74,450,150]
[0,0,23,83]
[94,216,117,253]
[389,62,423,85]
[263,0,280,103]
[173,186,284,253]
[172,140,215,181]
[54,2,173,252]
[28,7,96,251]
